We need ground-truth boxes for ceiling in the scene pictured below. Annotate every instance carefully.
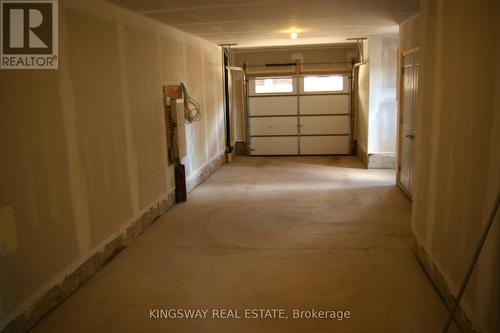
[107,0,419,48]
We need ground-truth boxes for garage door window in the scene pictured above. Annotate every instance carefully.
[255,78,293,93]
[303,75,343,92]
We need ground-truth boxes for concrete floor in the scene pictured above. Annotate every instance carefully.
[32,156,460,333]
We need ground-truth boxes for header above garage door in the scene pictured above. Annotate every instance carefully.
[232,44,359,76]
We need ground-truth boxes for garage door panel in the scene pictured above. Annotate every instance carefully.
[300,136,349,155]
[249,96,297,116]
[247,76,351,156]
[300,95,349,115]
[250,137,298,155]
[301,115,349,135]
[250,116,298,136]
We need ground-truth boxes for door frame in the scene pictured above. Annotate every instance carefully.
[396,46,419,199]
[222,49,232,155]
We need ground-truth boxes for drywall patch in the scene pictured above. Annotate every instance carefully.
[411,234,481,333]
[0,206,18,258]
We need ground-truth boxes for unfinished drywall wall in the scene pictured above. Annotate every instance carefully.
[356,63,370,160]
[0,0,224,329]
[367,36,398,155]
[399,14,420,52]
[230,71,246,143]
[408,0,499,332]
[355,36,398,168]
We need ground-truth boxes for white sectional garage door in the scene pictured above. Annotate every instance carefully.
[248,75,351,155]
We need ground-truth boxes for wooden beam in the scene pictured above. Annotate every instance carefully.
[163,85,182,99]
[246,67,352,77]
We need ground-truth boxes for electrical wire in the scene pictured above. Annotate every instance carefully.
[180,83,201,123]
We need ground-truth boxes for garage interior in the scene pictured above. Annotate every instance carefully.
[0,1,499,333]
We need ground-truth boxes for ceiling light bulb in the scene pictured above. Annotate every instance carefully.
[290,32,298,40]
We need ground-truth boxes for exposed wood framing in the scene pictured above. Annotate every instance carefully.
[246,67,353,77]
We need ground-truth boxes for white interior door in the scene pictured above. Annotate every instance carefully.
[399,52,418,196]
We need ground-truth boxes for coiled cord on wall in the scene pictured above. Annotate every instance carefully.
[180,83,201,123]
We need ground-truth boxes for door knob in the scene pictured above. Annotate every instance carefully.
[405,134,414,139]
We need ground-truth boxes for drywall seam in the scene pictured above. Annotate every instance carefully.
[58,13,91,255]
[156,36,174,195]
[418,0,444,247]
[117,22,140,216]
[411,232,480,333]
[0,206,17,258]
[200,51,210,164]
[0,191,175,333]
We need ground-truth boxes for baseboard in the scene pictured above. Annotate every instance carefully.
[367,152,395,169]
[1,192,176,333]
[186,150,226,192]
[411,233,481,333]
